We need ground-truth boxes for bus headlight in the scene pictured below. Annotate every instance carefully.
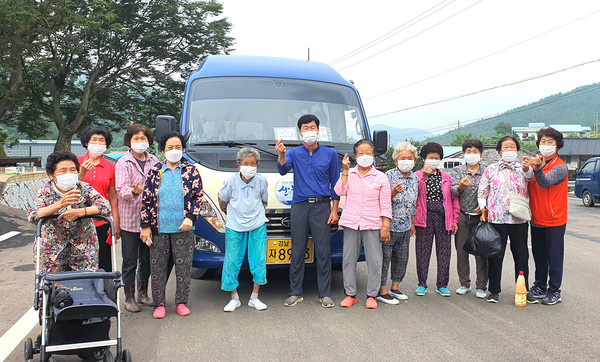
[200,194,226,233]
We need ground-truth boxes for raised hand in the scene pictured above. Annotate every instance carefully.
[60,189,81,208]
[393,181,404,194]
[274,139,287,155]
[530,155,545,171]
[458,175,471,190]
[132,182,143,196]
[342,153,350,172]
[521,156,532,173]
[78,158,95,180]
[422,164,433,178]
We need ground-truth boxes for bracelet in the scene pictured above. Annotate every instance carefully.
[341,173,348,176]
[84,207,87,216]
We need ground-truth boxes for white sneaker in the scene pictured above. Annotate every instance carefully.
[455,287,472,295]
[475,289,487,299]
[389,290,408,300]
[224,299,241,312]
[248,298,267,311]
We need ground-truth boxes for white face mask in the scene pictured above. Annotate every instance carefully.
[356,155,374,167]
[397,159,415,173]
[240,166,257,180]
[131,142,149,154]
[301,131,318,145]
[88,144,106,158]
[55,173,78,191]
[501,151,518,163]
[539,145,556,158]
[164,149,183,163]
[425,159,440,170]
[464,154,481,166]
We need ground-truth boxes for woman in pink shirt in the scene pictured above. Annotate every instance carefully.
[334,140,392,309]
[414,142,459,297]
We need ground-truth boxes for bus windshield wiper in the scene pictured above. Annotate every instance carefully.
[195,140,279,158]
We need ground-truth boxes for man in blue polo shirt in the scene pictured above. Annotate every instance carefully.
[276,114,340,308]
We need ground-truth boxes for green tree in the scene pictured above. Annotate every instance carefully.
[450,132,474,147]
[1,0,234,151]
[494,122,512,136]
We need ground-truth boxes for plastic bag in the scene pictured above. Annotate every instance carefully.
[463,221,502,258]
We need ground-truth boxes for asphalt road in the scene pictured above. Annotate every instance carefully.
[1,196,599,361]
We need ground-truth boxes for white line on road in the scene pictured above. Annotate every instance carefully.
[0,307,37,361]
[0,231,21,243]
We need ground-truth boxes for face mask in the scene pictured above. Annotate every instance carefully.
[501,151,518,163]
[164,149,183,163]
[131,142,149,154]
[301,131,318,145]
[464,154,481,166]
[356,155,374,167]
[240,166,257,179]
[539,145,556,158]
[55,173,78,191]
[87,144,106,158]
[425,159,440,170]
[397,159,415,173]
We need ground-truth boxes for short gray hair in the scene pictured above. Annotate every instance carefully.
[392,141,418,160]
[236,147,260,165]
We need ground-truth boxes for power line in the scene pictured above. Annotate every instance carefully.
[328,0,454,66]
[365,8,600,100]
[379,82,600,139]
[337,0,484,71]
[369,58,600,119]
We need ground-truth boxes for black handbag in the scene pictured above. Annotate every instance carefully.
[463,221,502,258]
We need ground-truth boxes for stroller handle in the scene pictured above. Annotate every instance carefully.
[36,214,114,237]
[43,270,121,282]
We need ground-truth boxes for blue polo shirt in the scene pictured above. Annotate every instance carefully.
[219,173,269,232]
[158,163,184,233]
[277,144,340,204]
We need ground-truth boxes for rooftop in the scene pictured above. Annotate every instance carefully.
[560,138,600,156]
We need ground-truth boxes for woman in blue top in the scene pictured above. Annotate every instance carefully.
[140,132,203,319]
[219,148,269,312]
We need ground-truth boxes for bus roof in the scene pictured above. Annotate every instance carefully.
[190,55,353,87]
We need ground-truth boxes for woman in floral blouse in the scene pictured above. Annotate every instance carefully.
[477,136,533,303]
[140,132,204,319]
[27,151,111,273]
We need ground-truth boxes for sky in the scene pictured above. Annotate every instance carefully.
[219,0,600,136]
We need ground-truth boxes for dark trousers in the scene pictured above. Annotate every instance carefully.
[96,224,112,272]
[488,223,529,294]
[289,202,332,298]
[120,230,151,287]
[531,224,566,294]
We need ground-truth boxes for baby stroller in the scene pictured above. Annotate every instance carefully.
[24,215,131,362]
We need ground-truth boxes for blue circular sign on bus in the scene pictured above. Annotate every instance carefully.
[275,179,294,205]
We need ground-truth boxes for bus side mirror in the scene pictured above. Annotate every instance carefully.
[155,115,178,143]
[372,130,388,156]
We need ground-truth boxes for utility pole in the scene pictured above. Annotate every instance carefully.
[457,120,460,130]
[307,48,310,61]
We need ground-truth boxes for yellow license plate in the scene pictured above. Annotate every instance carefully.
[266,238,314,264]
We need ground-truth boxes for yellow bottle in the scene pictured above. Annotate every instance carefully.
[515,271,527,307]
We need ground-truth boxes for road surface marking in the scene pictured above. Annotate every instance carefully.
[0,307,37,361]
[0,231,21,243]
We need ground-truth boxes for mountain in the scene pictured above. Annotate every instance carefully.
[426,83,600,145]
[370,124,436,143]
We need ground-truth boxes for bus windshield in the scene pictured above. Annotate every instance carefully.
[186,77,367,146]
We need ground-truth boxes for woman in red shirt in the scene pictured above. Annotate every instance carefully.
[78,125,120,272]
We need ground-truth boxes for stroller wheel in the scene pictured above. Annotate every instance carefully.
[103,350,114,362]
[24,338,33,360]
[122,349,132,362]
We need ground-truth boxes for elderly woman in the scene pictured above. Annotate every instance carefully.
[451,139,488,299]
[523,128,568,305]
[27,151,111,273]
[378,141,419,304]
[478,136,532,303]
[115,124,159,312]
[414,142,459,297]
[219,148,269,312]
[335,139,392,309]
[78,124,120,272]
[140,132,203,319]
